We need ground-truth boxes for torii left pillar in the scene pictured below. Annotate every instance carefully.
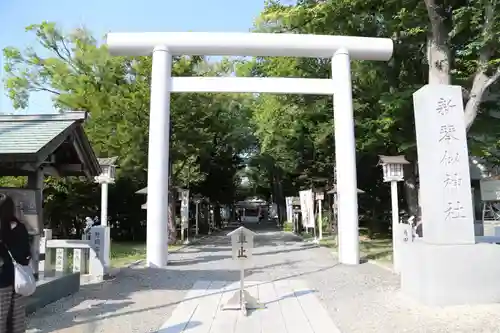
[146,45,172,267]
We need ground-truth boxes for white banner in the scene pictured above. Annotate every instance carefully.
[299,189,315,228]
[285,197,294,223]
[180,189,190,228]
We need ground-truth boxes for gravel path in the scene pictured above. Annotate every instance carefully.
[28,224,500,333]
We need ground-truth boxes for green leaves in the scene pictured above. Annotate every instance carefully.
[2,22,257,209]
[5,0,500,234]
[0,21,263,240]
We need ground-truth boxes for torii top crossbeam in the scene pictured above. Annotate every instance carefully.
[106,32,393,61]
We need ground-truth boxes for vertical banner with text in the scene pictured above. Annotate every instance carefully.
[179,189,190,229]
[299,189,315,229]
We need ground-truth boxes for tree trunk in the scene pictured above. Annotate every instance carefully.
[404,164,420,218]
[464,73,489,130]
[463,0,499,130]
[168,189,177,244]
[424,0,451,85]
[214,204,222,229]
[275,172,286,225]
[404,0,452,218]
[203,203,210,233]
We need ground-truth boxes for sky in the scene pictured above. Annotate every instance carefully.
[0,0,266,114]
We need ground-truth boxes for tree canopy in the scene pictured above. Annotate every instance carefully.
[2,0,500,239]
[246,0,500,219]
[3,22,254,239]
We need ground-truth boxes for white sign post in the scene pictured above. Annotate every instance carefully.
[315,192,324,241]
[208,206,213,235]
[222,226,262,316]
[179,189,190,244]
[194,197,202,237]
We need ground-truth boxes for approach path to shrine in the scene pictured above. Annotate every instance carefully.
[28,222,500,333]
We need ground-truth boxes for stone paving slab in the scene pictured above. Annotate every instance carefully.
[158,279,340,333]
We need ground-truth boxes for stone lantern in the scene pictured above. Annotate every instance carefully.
[93,156,118,276]
[378,155,408,183]
[378,155,410,273]
[94,157,118,226]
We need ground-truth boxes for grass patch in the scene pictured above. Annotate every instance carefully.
[301,232,315,240]
[318,232,393,263]
[110,242,183,268]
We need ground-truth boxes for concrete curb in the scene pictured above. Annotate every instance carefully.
[366,259,395,273]
[290,231,397,274]
[297,233,397,274]
[282,231,307,241]
[325,248,396,273]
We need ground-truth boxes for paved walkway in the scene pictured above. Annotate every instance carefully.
[158,279,339,333]
[28,223,500,333]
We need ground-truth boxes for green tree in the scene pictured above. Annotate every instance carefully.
[3,22,255,240]
[248,0,500,224]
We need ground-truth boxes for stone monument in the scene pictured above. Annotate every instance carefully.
[401,84,500,305]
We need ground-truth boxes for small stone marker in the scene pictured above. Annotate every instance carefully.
[222,226,263,316]
[89,226,109,278]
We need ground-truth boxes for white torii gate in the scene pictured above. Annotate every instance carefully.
[106,32,393,267]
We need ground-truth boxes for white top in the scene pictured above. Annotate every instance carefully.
[106,32,393,61]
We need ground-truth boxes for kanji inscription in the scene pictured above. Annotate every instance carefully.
[439,124,459,143]
[440,150,460,166]
[443,172,463,189]
[444,201,466,221]
[436,97,456,116]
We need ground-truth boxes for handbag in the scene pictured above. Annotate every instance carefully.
[7,250,36,297]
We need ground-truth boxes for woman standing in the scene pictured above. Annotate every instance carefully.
[0,194,31,333]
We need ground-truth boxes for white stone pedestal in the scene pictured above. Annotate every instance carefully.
[401,240,500,305]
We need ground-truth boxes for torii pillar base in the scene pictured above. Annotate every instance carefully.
[222,289,263,316]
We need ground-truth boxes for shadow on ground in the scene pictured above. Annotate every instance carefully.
[158,321,202,333]
[28,223,338,333]
[29,266,335,333]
